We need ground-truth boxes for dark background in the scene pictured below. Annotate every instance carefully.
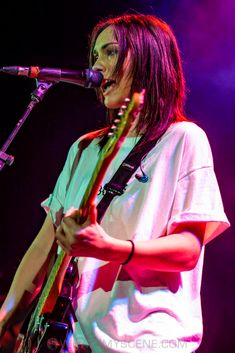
[0,1,234,352]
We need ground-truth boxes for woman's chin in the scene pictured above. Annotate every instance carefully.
[103,96,128,110]
[103,100,122,110]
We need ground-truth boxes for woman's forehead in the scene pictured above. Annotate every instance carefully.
[93,26,117,50]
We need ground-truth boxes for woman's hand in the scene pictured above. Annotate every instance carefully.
[55,204,113,260]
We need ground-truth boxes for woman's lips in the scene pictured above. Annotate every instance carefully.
[102,79,116,94]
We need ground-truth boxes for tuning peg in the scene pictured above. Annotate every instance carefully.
[107,124,118,136]
[117,105,127,116]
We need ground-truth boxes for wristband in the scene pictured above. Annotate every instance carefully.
[122,240,135,265]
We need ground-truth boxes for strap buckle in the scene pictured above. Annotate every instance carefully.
[104,182,126,196]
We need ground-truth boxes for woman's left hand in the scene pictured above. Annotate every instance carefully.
[55,204,113,259]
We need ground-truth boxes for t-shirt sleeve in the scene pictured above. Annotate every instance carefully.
[41,139,81,227]
[167,124,230,244]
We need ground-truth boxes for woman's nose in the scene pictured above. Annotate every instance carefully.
[92,64,104,73]
[92,57,106,73]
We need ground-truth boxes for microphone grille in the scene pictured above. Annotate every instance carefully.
[86,69,103,88]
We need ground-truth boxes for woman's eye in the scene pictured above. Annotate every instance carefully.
[107,48,119,57]
[93,46,119,63]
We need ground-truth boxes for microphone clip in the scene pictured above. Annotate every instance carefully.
[135,171,149,183]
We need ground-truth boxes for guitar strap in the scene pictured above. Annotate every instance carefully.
[96,134,162,223]
[69,132,163,224]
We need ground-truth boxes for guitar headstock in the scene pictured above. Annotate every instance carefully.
[77,89,145,223]
[102,89,145,158]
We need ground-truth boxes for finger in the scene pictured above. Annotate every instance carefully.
[64,206,79,218]
[61,216,77,233]
[56,240,70,254]
[89,203,97,224]
[56,224,63,234]
[55,228,65,243]
[55,224,65,240]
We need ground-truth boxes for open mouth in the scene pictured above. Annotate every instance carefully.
[102,79,116,93]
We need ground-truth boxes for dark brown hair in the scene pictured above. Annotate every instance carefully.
[89,14,188,145]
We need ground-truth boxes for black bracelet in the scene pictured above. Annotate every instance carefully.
[122,240,135,265]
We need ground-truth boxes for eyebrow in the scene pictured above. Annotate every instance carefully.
[93,41,119,56]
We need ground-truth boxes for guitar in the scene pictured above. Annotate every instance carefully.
[15,90,145,353]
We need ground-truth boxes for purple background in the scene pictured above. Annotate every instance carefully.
[0,1,234,352]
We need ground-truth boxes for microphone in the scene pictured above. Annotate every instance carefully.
[135,163,149,183]
[135,172,149,183]
[0,66,103,88]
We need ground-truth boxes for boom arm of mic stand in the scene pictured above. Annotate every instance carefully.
[0,80,55,171]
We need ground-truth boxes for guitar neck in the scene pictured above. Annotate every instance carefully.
[30,91,144,322]
[32,251,70,319]
[32,142,112,318]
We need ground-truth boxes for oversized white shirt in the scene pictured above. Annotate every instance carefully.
[42,121,230,353]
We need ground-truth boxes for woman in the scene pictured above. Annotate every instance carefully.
[0,14,230,353]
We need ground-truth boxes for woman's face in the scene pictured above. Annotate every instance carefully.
[92,26,132,109]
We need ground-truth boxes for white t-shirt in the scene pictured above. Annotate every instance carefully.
[42,121,230,353]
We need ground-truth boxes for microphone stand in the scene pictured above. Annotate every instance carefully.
[0,80,55,171]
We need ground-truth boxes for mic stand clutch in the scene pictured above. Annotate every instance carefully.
[0,80,55,171]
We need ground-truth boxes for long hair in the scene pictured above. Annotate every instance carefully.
[89,14,188,146]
